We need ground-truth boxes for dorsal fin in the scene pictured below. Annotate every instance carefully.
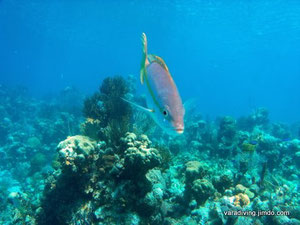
[154,55,169,72]
[147,54,169,72]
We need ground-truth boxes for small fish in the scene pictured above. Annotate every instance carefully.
[280,138,291,142]
[125,33,185,135]
[249,140,258,145]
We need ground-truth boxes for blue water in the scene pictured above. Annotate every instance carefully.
[0,0,300,123]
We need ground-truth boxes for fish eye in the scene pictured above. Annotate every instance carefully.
[163,110,168,116]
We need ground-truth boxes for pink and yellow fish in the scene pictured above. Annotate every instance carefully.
[124,33,185,135]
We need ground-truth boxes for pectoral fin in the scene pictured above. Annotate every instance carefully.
[183,98,198,121]
[121,97,154,113]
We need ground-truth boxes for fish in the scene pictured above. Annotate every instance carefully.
[249,140,258,145]
[124,33,185,135]
[280,138,291,142]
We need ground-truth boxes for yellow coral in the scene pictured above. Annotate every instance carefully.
[241,143,256,152]
[235,184,255,199]
[234,193,250,207]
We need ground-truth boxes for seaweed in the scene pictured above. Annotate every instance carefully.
[100,76,131,123]
[155,144,172,171]
[83,92,103,120]
[259,161,268,188]
[82,76,132,146]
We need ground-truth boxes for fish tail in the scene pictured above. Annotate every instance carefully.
[140,33,148,84]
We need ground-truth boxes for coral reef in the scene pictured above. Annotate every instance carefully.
[0,78,299,225]
[35,132,165,224]
[0,85,82,224]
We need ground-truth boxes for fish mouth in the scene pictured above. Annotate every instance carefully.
[175,128,184,134]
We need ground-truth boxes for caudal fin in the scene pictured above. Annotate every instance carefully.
[140,33,148,85]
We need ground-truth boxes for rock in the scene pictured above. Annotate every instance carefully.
[213,170,233,192]
[94,207,104,220]
[234,217,254,225]
[272,215,292,225]
[290,206,300,220]
[124,213,140,225]
[218,116,237,142]
[245,189,255,199]
[27,136,41,149]
[135,169,166,220]
[239,173,252,187]
[189,200,197,209]
[146,169,166,190]
[249,184,260,194]
[295,152,300,167]
[8,192,20,207]
[290,219,300,225]
[253,198,269,211]
[224,189,233,196]
[191,179,215,204]
[185,161,204,182]
[235,184,247,193]
[251,107,269,125]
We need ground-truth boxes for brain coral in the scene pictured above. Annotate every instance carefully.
[57,135,98,172]
[192,179,215,205]
[121,132,162,178]
[234,193,250,207]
